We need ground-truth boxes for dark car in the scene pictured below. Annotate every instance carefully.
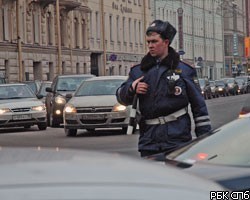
[0,147,226,200]
[198,78,212,99]
[235,77,247,94]
[149,117,250,191]
[209,80,219,98]
[45,74,95,127]
[235,76,250,94]
[215,80,230,97]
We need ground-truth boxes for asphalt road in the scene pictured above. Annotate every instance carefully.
[0,93,249,158]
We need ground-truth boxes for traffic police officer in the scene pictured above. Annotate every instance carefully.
[116,20,211,157]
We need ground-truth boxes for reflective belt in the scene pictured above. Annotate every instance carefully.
[145,108,187,125]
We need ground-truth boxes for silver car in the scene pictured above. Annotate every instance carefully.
[0,83,47,130]
[63,76,131,136]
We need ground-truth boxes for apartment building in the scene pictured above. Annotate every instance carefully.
[0,0,152,82]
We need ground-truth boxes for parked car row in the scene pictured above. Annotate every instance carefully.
[198,76,250,99]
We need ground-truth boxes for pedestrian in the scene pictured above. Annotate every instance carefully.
[116,20,211,158]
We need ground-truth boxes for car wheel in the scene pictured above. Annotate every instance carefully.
[24,125,31,129]
[86,128,95,132]
[65,128,77,137]
[38,123,47,130]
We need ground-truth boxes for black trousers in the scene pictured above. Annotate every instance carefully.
[140,150,163,158]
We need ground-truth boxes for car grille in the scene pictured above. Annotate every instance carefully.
[80,119,107,124]
[76,107,113,113]
[11,108,31,112]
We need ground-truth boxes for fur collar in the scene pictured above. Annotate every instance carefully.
[140,47,180,71]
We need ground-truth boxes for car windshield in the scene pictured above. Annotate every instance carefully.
[25,82,40,93]
[215,81,224,86]
[209,82,215,87]
[39,82,51,96]
[57,77,92,91]
[235,78,244,84]
[166,118,250,167]
[0,85,36,99]
[198,79,205,86]
[75,79,124,96]
[226,78,234,83]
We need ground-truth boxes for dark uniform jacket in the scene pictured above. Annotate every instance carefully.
[116,47,211,153]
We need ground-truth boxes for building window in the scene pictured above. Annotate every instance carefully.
[76,63,80,74]
[109,15,113,41]
[148,0,151,9]
[82,19,86,48]
[139,21,142,44]
[119,65,122,75]
[116,16,120,42]
[123,17,126,42]
[47,12,52,45]
[33,11,40,44]
[96,12,100,39]
[3,7,9,41]
[134,19,137,44]
[129,18,132,43]
[74,18,79,48]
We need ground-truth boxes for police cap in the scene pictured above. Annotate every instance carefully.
[146,20,176,44]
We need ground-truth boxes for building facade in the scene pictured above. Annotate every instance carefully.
[154,0,224,80]
[223,0,246,77]
[88,0,152,76]
[0,0,152,83]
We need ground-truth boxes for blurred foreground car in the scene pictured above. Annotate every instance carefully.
[45,74,95,127]
[64,76,133,136]
[0,83,47,130]
[149,117,250,191]
[0,147,226,200]
[239,95,250,118]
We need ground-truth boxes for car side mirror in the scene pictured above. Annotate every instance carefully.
[65,93,73,98]
[37,94,43,99]
[45,87,53,93]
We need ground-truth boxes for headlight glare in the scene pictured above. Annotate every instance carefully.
[0,108,11,114]
[32,105,46,111]
[64,104,77,113]
[55,96,66,104]
[113,103,127,112]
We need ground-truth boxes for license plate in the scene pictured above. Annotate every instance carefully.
[82,114,105,120]
[13,114,31,120]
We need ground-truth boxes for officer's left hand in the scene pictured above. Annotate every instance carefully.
[133,77,148,94]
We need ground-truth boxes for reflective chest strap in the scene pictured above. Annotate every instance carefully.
[145,107,187,125]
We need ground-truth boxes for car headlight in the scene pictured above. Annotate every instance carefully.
[0,108,11,114]
[55,96,66,104]
[112,103,127,112]
[64,104,77,113]
[32,105,46,111]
